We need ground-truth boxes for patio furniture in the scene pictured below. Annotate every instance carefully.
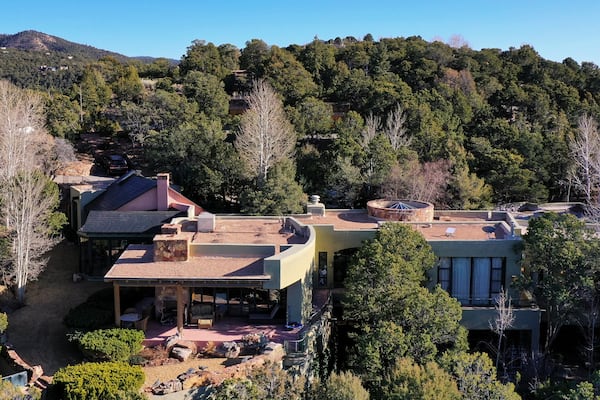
[197,318,213,329]
[134,316,149,332]
[120,312,141,328]
[189,302,215,327]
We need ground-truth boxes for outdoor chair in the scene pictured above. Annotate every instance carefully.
[189,302,215,327]
[134,316,149,332]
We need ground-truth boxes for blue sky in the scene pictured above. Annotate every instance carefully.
[4,1,600,65]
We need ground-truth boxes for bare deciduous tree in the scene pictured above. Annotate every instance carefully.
[3,172,57,303]
[235,80,295,187]
[385,104,410,150]
[381,159,452,204]
[0,81,45,181]
[362,113,380,147]
[489,288,515,371]
[0,80,59,304]
[570,114,600,205]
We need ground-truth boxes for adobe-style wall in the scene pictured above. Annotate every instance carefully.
[367,199,434,222]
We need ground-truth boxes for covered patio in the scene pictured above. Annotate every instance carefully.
[141,317,303,349]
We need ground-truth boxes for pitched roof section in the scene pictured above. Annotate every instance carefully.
[80,210,184,235]
[84,172,157,213]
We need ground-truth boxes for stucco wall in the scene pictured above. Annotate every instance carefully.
[427,239,522,301]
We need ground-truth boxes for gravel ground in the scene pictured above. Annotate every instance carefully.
[2,241,229,397]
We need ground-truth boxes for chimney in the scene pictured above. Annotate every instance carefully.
[153,223,189,262]
[157,173,170,211]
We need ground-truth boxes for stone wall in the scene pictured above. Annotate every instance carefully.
[367,199,434,222]
[154,233,189,262]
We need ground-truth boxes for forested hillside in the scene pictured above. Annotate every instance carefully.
[3,32,600,213]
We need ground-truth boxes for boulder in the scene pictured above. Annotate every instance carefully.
[173,340,197,354]
[163,333,180,350]
[152,379,183,395]
[171,346,193,362]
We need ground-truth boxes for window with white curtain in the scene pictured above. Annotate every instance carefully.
[452,257,471,304]
[438,257,505,305]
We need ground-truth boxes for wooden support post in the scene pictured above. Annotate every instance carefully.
[114,284,121,326]
[176,285,184,337]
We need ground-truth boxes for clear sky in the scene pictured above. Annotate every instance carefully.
[3,0,600,65]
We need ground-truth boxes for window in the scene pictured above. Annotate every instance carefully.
[318,251,328,286]
[438,257,505,305]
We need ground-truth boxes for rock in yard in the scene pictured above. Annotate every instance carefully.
[173,340,197,354]
[171,346,193,361]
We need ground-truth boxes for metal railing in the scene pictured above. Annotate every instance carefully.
[284,335,308,354]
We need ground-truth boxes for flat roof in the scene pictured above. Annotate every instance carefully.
[105,244,270,284]
[189,218,307,245]
[300,210,507,240]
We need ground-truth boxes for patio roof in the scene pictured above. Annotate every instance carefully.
[105,244,271,286]
[80,210,184,236]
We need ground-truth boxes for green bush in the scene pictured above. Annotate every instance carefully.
[53,361,144,400]
[0,379,41,399]
[78,328,145,362]
[0,312,8,333]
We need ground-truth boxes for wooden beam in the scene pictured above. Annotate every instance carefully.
[176,285,184,337]
[113,283,121,326]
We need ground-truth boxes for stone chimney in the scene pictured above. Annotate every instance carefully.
[153,223,189,262]
[157,173,170,211]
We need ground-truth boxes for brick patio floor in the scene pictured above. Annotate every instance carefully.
[142,317,302,350]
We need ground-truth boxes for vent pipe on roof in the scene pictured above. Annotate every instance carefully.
[307,194,325,216]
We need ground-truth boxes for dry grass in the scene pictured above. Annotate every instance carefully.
[142,355,228,388]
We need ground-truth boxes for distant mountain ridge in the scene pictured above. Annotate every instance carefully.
[0,30,151,62]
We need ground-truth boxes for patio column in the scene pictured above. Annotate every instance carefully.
[176,285,184,337]
[113,284,121,326]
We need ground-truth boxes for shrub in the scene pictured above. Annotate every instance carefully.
[0,379,41,399]
[53,361,144,400]
[78,328,145,362]
[316,371,370,400]
[0,312,8,333]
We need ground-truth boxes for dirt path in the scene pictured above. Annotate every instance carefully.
[3,240,108,375]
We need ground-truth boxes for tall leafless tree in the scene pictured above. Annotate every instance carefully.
[3,172,57,303]
[489,288,515,372]
[362,113,380,147]
[381,159,452,204]
[0,80,59,303]
[0,81,45,182]
[570,114,600,205]
[235,80,295,188]
[385,104,410,151]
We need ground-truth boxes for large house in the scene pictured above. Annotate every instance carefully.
[70,174,551,352]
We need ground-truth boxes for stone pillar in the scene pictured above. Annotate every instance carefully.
[154,226,189,262]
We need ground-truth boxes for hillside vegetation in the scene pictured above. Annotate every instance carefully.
[2,31,599,212]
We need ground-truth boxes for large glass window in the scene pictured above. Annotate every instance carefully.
[438,257,505,305]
